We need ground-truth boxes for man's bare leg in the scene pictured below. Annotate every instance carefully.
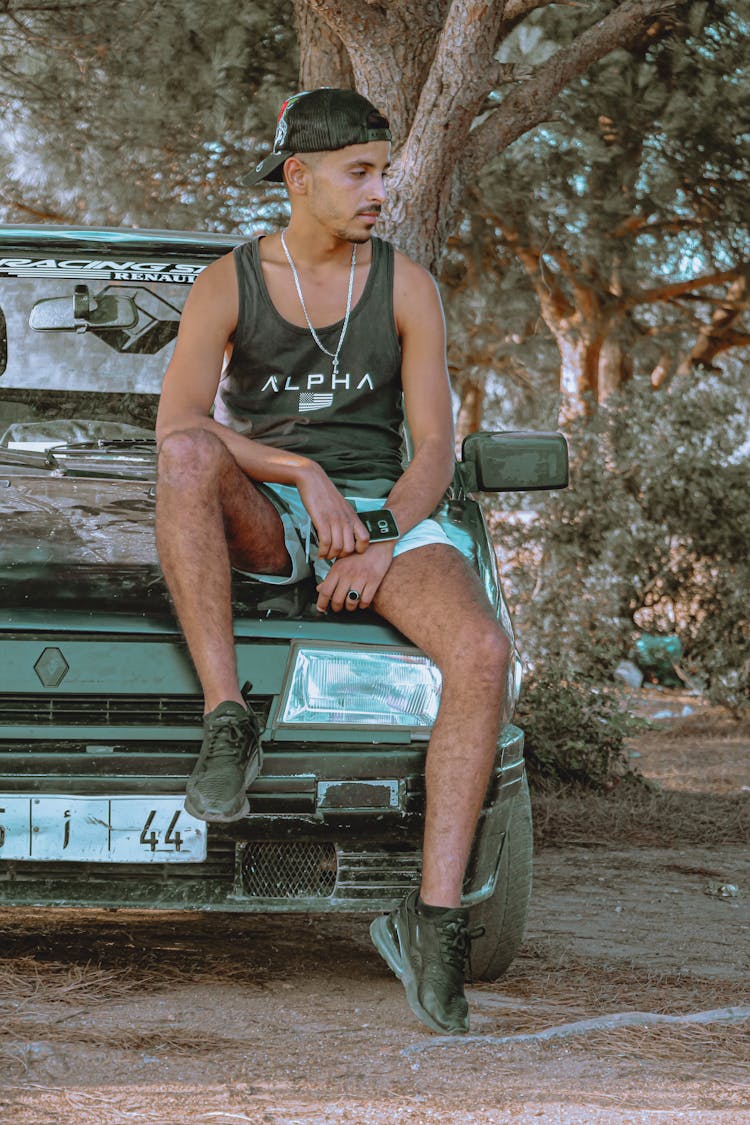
[373,543,510,908]
[155,428,290,712]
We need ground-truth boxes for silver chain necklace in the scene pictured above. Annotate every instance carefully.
[280,229,356,379]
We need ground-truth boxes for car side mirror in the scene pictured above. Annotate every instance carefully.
[459,431,569,492]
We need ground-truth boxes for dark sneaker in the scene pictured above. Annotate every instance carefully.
[370,889,471,1034]
[184,701,262,822]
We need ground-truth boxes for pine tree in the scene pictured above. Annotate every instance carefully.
[0,1,297,229]
[474,0,750,414]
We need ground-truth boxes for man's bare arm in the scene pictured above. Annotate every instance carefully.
[156,253,369,559]
[314,253,455,613]
[385,252,455,531]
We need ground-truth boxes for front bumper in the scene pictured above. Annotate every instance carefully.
[0,724,525,912]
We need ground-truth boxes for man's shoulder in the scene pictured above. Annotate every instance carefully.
[182,248,240,326]
[193,247,239,290]
[390,245,439,301]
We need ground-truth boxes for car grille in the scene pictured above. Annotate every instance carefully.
[0,693,270,728]
[241,841,337,898]
[0,838,424,910]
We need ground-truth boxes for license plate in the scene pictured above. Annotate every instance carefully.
[0,795,207,863]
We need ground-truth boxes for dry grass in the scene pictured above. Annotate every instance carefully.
[0,957,161,1007]
[646,705,750,742]
[474,945,750,1079]
[482,942,750,1029]
[0,954,247,1079]
[574,1020,750,1076]
[532,699,750,848]
[532,784,750,848]
[0,914,275,985]
[1,1022,237,1064]
[0,930,271,1079]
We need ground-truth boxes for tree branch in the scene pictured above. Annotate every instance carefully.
[499,220,573,321]
[622,268,743,310]
[0,193,67,221]
[714,330,750,349]
[469,0,679,173]
[670,292,748,309]
[613,213,706,238]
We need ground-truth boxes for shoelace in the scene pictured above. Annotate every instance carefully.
[437,918,472,971]
[204,715,254,764]
[438,918,486,979]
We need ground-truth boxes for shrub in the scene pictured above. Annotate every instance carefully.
[496,372,750,715]
[514,662,644,790]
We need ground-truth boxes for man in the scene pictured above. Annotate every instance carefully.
[155,88,510,1035]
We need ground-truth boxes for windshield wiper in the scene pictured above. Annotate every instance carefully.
[50,439,156,481]
[0,447,58,470]
[0,439,157,480]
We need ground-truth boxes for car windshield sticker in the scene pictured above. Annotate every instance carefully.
[0,258,206,283]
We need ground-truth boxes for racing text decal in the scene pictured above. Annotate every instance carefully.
[0,258,206,283]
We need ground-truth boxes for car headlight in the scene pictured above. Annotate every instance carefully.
[500,648,524,723]
[512,650,523,706]
[279,644,442,727]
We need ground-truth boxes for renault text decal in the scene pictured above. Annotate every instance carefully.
[0,258,206,283]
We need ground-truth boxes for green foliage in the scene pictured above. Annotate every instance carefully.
[466,0,750,404]
[499,372,750,712]
[514,662,642,790]
[440,208,560,431]
[488,0,750,258]
[0,0,298,231]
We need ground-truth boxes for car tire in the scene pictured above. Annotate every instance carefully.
[468,774,533,981]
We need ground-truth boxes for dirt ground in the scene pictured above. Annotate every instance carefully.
[1,688,749,1125]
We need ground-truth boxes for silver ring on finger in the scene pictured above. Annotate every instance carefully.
[347,589,361,603]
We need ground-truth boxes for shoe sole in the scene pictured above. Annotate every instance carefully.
[369,914,468,1036]
[183,748,262,823]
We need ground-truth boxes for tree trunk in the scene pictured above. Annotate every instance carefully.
[557,336,593,418]
[296,0,679,273]
[293,1,354,89]
[455,374,486,451]
[598,334,632,401]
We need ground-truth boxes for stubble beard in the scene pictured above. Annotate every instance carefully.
[331,215,377,244]
[309,192,378,245]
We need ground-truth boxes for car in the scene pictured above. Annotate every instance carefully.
[0,225,567,981]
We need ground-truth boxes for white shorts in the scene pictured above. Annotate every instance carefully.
[239,481,453,585]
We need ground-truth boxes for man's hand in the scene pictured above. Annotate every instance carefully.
[296,465,370,560]
[316,541,396,613]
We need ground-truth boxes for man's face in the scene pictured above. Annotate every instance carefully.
[298,140,391,243]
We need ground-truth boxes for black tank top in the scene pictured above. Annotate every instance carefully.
[214,236,404,487]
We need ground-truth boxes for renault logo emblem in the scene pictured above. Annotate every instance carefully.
[34,647,70,688]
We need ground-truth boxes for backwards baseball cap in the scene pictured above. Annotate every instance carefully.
[244,88,391,186]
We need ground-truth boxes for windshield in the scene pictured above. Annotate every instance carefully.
[0,247,195,593]
[0,238,309,615]
[0,253,203,445]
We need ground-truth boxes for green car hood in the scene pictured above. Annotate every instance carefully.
[0,470,313,620]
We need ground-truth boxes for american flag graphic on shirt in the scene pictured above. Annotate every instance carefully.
[299,393,334,412]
